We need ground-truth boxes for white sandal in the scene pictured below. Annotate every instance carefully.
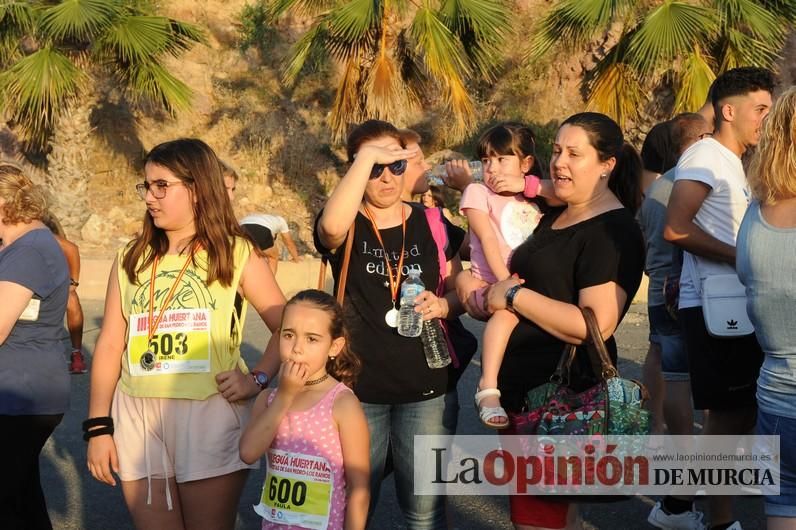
[474,388,509,430]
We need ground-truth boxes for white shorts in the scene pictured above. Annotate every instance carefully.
[111,384,258,483]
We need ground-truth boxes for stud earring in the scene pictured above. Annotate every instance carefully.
[600,173,608,180]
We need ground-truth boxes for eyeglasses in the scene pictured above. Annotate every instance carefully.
[136,180,187,200]
[370,159,407,180]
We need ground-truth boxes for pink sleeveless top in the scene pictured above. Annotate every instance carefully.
[261,382,351,530]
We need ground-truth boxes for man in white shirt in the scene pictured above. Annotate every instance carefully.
[650,67,775,530]
[240,214,302,273]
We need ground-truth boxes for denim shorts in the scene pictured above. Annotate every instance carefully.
[757,409,796,518]
[648,305,689,382]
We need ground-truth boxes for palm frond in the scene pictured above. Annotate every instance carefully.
[40,0,119,42]
[442,73,475,141]
[715,28,780,71]
[395,28,426,88]
[267,0,335,22]
[162,19,206,56]
[0,1,36,33]
[364,52,417,123]
[411,6,474,140]
[527,0,634,61]
[586,60,643,127]
[98,15,174,63]
[627,1,716,76]
[673,45,716,114]
[281,21,328,86]
[0,1,36,66]
[0,46,86,149]
[117,60,192,113]
[411,6,470,79]
[327,0,379,42]
[755,0,796,21]
[438,0,510,79]
[714,0,786,40]
[330,56,366,142]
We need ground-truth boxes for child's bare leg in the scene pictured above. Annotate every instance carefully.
[477,309,519,424]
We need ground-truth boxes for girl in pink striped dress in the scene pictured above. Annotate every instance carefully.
[240,290,370,530]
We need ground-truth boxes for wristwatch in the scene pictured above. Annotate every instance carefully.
[251,370,269,390]
[505,285,523,312]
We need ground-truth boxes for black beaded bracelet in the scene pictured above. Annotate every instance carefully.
[82,417,114,441]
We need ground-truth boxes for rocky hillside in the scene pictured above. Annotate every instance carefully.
[2,0,794,257]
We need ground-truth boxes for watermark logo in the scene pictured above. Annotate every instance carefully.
[414,435,780,496]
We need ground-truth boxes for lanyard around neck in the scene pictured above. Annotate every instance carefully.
[362,204,407,306]
[147,249,194,343]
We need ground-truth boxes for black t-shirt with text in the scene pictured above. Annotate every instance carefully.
[500,207,645,412]
[314,204,456,404]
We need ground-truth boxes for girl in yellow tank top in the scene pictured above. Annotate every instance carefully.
[85,139,286,530]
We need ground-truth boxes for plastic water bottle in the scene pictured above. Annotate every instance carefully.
[421,319,452,368]
[398,270,424,337]
[426,160,483,186]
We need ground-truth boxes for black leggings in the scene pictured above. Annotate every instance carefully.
[0,414,63,530]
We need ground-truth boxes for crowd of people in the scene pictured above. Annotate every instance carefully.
[0,65,794,530]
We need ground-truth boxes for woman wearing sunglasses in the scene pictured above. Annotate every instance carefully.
[315,120,465,529]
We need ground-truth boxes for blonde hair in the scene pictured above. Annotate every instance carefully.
[748,86,796,204]
[0,162,47,224]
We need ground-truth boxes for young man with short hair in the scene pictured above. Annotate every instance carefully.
[652,67,775,530]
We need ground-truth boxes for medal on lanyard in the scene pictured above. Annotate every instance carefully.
[363,205,406,328]
[140,249,195,370]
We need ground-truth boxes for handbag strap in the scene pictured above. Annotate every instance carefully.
[550,307,618,384]
[317,223,355,305]
[580,307,618,380]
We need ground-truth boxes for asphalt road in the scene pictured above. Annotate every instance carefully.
[43,300,765,529]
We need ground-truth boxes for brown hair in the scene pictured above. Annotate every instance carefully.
[346,120,405,163]
[670,113,709,156]
[0,162,47,224]
[427,185,445,208]
[284,289,361,388]
[122,138,248,286]
[220,160,239,182]
[397,128,422,146]
[748,86,796,204]
[41,210,66,238]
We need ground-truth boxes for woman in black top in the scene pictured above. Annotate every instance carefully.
[470,113,645,530]
[314,120,464,529]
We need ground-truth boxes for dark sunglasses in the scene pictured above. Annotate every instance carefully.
[370,159,407,179]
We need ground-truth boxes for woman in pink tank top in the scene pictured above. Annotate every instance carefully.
[240,290,370,530]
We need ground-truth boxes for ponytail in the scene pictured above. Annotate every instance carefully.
[609,142,643,214]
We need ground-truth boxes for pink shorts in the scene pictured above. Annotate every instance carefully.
[111,384,258,483]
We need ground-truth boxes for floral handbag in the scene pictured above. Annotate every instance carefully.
[511,307,650,437]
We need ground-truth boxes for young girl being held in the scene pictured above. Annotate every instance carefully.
[458,122,553,429]
[240,290,370,530]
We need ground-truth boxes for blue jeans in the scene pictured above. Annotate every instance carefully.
[361,392,458,530]
[757,408,796,518]
[648,305,689,382]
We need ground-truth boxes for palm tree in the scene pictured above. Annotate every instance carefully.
[0,0,204,151]
[263,0,511,142]
[527,0,796,127]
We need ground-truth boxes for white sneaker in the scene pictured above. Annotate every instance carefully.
[647,501,706,530]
